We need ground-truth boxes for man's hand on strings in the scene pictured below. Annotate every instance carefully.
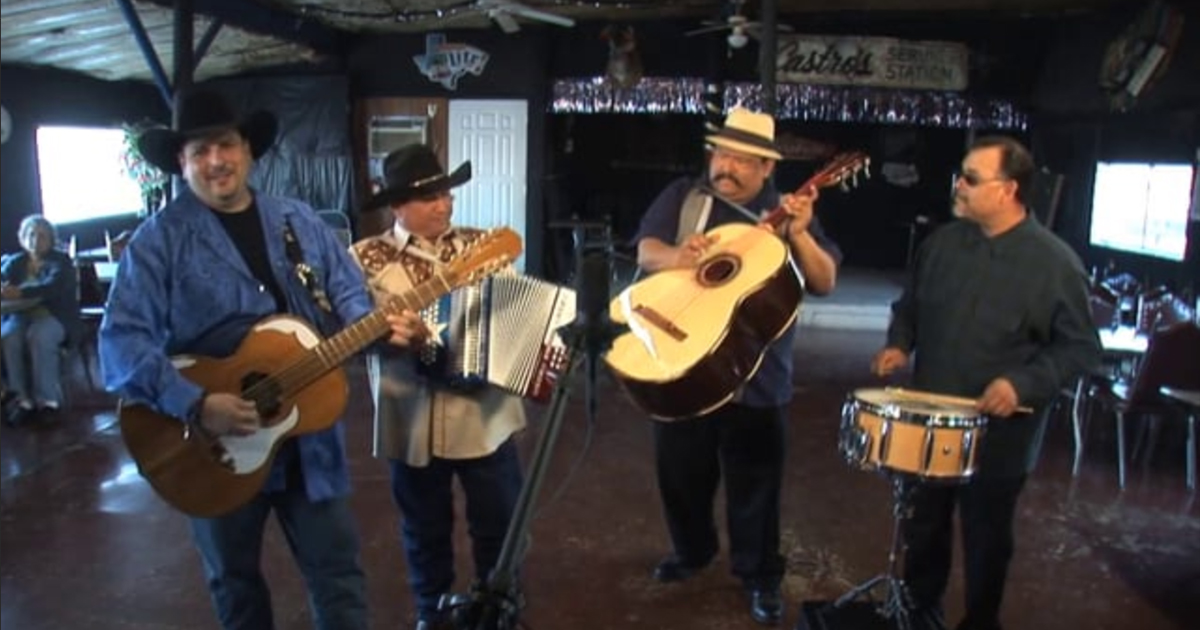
[673,233,717,269]
[386,310,430,348]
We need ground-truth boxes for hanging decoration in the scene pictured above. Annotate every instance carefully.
[550,76,1027,130]
[413,33,490,91]
[119,121,170,216]
[601,24,644,89]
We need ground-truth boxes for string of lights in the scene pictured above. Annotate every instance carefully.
[294,1,673,25]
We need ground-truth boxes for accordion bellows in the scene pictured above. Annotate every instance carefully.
[419,274,577,402]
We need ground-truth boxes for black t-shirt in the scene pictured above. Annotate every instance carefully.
[210,201,287,313]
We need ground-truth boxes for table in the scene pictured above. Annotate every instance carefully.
[1159,386,1199,490]
[1,297,41,315]
[1099,327,1149,354]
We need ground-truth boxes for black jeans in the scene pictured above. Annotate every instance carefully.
[652,402,787,589]
[389,439,524,619]
[902,475,1027,630]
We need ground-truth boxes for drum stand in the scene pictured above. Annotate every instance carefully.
[832,473,915,630]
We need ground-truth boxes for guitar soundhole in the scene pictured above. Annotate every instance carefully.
[698,255,740,287]
[242,372,282,420]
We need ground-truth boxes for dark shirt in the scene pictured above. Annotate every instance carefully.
[887,214,1101,476]
[211,202,287,313]
[634,176,843,408]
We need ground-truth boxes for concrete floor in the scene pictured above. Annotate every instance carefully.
[1,325,1196,630]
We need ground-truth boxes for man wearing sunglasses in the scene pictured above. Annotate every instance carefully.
[871,136,1100,630]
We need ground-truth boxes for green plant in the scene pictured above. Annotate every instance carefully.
[119,121,169,200]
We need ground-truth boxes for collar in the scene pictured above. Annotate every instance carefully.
[391,222,462,265]
[391,222,462,248]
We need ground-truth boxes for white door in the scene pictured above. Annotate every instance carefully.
[448,100,529,271]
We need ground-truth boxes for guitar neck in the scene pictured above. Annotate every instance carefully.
[313,275,453,369]
[760,177,822,229]
[758,152,869,229]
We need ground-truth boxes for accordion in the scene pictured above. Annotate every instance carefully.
[418,274,576,402]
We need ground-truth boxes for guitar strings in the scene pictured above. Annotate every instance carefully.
[652,155,862,321]
[646,156,862,325]
[236,275,453,413]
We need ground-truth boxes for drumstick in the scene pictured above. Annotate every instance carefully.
[884,387,1034,415]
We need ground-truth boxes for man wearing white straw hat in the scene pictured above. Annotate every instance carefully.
[632,107,842,625]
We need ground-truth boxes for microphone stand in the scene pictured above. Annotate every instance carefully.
[439,224,626,630]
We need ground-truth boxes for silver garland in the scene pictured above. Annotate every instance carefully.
[551,77,1027,130]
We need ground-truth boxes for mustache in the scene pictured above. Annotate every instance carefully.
[713,172,742,187]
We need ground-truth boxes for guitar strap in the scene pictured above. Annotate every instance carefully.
[630,186,713,285]
[283,220,333,313]
[675,186,714,245]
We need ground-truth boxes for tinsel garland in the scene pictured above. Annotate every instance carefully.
[550,77,1027,130]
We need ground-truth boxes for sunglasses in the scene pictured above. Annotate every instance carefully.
[956,172,1010,187]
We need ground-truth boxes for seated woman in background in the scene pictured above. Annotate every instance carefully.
[1,215,80,424]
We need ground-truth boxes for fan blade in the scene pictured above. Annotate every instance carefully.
[491,10,520,33]
[745,22,796,40]
[508,5,575,28]
[686,24,732,37]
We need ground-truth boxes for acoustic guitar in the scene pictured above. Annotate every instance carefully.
[605,153,870,420]
[119,228,522,517]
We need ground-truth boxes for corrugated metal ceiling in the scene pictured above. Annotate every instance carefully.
[0,0,1125,84]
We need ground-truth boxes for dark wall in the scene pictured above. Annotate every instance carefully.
[206,75,354,214]
[547,15,1059,101]
[540,14,1056,270]
[0,65,167,254]
[1031,1,1200,292]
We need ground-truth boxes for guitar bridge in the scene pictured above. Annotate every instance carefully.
[632,304,687,341]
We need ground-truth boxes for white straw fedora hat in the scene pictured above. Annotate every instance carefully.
[705,107,782,161]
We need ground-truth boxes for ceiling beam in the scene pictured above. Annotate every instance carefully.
[141,0,344,55]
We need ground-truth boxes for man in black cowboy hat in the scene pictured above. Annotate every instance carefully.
[349,144,526,630]
[633,108,842,625]
[99,88,429,630]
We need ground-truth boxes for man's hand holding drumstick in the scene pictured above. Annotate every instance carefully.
[870,347,1031,417]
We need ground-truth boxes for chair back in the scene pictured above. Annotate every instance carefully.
[1089,294,1117,329]
[1140,293,1196,332]
[1126,322,1200,408]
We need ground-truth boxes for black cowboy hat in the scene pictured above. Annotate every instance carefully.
[136,89,278,175]
[363,144,472,212]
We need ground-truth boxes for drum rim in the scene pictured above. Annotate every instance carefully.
[845,395,988,428]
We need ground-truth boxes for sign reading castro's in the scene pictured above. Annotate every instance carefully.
[776,35,969,92]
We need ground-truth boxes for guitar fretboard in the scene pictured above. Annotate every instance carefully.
[249,273,455,403]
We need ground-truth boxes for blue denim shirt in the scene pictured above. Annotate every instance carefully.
[633,176,842,408]
[99,190,375,501]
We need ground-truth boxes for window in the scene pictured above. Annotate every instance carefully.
[36,125,144,224]
[1089,161,1194,261]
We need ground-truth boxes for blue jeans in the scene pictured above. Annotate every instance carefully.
[189,488,367,630]
[389,439,523,618]
[1,312,65,407]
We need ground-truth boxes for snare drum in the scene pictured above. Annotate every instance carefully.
[839,388,988,480]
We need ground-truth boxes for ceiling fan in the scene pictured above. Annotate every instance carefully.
[475,0,576,34]
[685,0,792,49]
